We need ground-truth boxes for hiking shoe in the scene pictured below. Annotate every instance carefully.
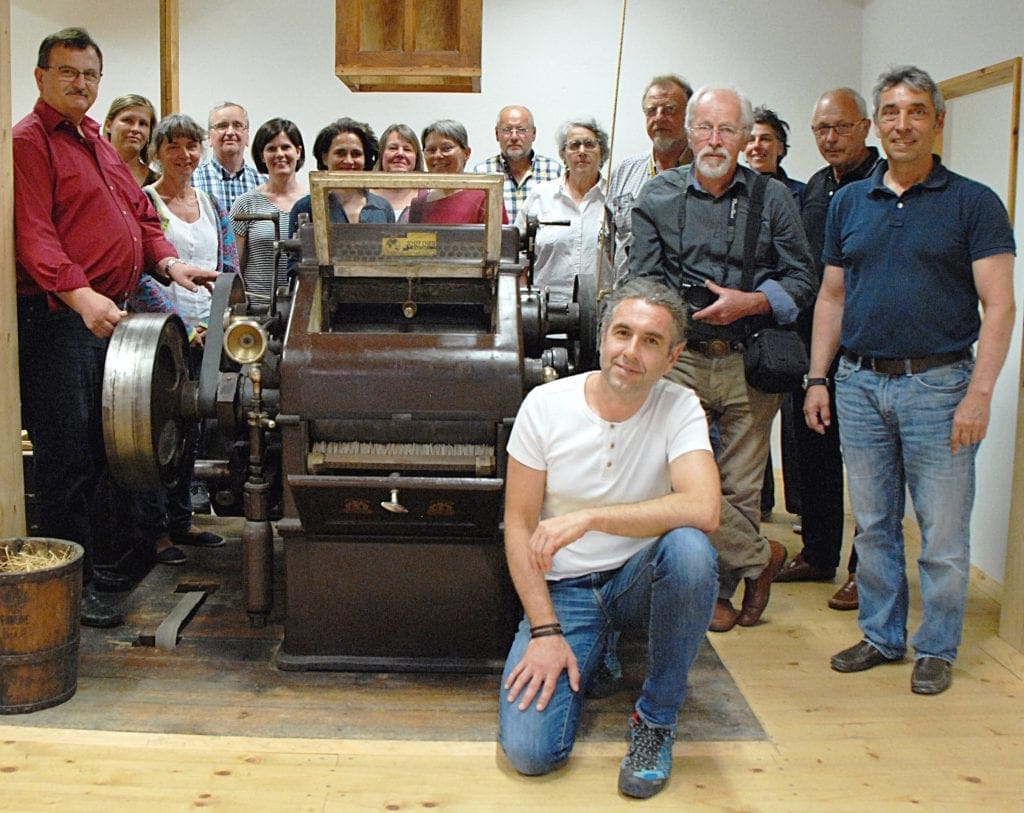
[618,711,675,798]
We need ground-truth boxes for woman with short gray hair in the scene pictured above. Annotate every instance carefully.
[515,117,609,303]
[410,119,508,224]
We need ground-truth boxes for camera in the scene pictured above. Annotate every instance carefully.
[681,281,717,313]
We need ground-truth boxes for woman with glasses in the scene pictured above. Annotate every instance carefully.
[103,94,158,186]
[409,119,508,224]
[515,119,608,303]
[371,123,425,222]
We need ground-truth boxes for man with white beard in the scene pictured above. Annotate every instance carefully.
[629,86,816,633]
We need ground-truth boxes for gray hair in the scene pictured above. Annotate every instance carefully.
[686,85,755,133]
[818,87,868,119]
[555,118,610,168]
[151,114,206,169]
[421,119,469,151]
[602,278,688,346]
[207,101,250,129]
[642,74,694,106]
[872,65,945,117]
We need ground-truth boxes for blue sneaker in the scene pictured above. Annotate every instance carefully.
[618,711,675,798]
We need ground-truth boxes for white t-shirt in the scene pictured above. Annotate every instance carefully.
[507,372,710,580]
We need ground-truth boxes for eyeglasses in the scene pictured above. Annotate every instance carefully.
[424,143,461,157]
[811,121,863,138]
[499,126,531,137]
[688,124,744,142]
[46,65,101,85]
[644,103,679,118]
[210,121,249,132]
[565,138,599,152]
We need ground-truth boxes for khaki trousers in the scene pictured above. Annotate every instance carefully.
[667,350,783,598]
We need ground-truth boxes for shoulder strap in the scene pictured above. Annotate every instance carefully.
[740,173,769,292]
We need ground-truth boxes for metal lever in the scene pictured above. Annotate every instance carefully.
[381,487,408,514]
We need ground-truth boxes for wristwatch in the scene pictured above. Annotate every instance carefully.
[162,258,184,279]
[802,375,829,390]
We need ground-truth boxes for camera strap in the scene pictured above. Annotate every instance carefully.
[740,173,769,293]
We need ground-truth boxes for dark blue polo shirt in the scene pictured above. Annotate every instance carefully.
[823,157,1015,358]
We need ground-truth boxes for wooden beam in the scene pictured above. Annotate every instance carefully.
[1,0,27,538]
[159,0,180,116]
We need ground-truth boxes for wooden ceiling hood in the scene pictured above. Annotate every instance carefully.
[336,0,482,93]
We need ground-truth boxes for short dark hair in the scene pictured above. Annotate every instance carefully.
[872,65,945,118]
[313,117,378,171]
[374,123,425,171]
[37,27,103,72]
[150,114,206,170]
[603,277,688,346]
[251,118,305,174]
[752,105,791,161]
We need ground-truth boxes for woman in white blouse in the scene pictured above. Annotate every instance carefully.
[515,118,609,304]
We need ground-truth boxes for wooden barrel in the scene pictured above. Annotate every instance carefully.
[0,538,83,714]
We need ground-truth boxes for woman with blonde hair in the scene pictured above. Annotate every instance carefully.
[103,93,158,186]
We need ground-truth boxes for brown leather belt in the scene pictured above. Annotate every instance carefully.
[843,349,972,375]
[687,338,745,358]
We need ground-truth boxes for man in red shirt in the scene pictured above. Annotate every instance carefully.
[14,27,217,627]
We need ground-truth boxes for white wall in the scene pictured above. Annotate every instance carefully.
[11,0,1020,582]
[11,0,861,183]
[862,0,1024,581]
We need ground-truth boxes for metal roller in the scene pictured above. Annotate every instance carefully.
[102,313,191,490]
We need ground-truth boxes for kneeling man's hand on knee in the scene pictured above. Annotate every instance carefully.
[504,637,580,711]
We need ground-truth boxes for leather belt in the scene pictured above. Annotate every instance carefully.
[688,338,745,358]
[843,348,972,375]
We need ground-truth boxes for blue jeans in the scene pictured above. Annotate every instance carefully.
[835,356,977,663]
[498,528,718,775]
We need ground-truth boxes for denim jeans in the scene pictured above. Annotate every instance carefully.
[835,356,977,662]
[498,528,718,775]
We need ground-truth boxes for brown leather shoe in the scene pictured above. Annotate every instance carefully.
[774,553,835,583]
[828,574,858,610]
[709,598,739,633]
[736,539,787,627]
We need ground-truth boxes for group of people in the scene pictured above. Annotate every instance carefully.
[13,26,1016,802]
[498,70,1015,800]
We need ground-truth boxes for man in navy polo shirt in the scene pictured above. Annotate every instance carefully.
[804,66,1016,695]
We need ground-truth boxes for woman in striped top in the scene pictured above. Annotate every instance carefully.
[230,118,306,309]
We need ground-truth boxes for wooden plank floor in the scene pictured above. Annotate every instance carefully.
[2,511,1023,810]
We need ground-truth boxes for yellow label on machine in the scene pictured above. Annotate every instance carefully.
[381,232,438,257]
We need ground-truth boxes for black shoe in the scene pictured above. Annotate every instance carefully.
[190,481,212,515]
[170,528,225,547]
[831,640,902,673]
[91,568,134,593]
[911,657,953,695]
[80,590,124,628]
[155,545,188,565]
[585,662,624,699]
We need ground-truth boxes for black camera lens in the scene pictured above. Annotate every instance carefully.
[682,283,716,311]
